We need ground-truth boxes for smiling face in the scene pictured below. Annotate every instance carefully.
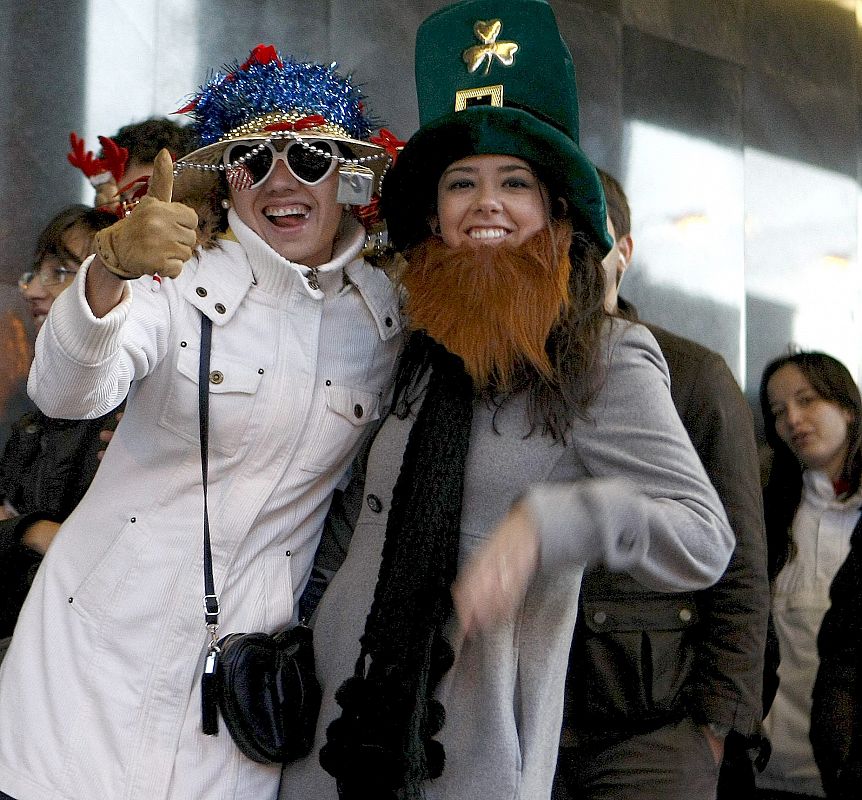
[767,363,854,479]
[434,155,549,249]
[228,144,344,267]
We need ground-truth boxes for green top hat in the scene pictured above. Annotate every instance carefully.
[383,0,612,254]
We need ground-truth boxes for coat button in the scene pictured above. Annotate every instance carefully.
[679,608,693,623]
[196,287,207,297]
[366,494,382,513]
[592,611,607,625]
[210,370,224,385]
[353,404,364,419]
[215,302,226,314]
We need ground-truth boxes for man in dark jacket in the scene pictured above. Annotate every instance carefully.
[0,407,119,639]
[811,517,862,799]
[553,170,770,800]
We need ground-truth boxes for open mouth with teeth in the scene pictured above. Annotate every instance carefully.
[468,227,510,242]
[264,204,311,227]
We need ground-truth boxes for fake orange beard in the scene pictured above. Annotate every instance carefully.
[400,224,572,391]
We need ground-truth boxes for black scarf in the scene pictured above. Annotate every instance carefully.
[320,331,474,799]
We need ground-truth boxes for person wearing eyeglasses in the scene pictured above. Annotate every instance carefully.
[0,47,400,800]
[0,205,117,660]
[16,206,111,333]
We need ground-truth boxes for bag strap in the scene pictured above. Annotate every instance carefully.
[198,314,219,641]
[199,313,219,633]
[198,313,221,736]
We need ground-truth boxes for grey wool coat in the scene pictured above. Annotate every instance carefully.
[280,319,734,800]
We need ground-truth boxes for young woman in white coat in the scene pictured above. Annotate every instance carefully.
[0,47,400,800]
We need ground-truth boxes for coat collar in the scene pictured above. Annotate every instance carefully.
[181,214,401,341]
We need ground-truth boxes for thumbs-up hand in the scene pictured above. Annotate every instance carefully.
[94,149,198,279]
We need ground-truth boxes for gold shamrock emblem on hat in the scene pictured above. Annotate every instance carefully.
[463,19,519,76]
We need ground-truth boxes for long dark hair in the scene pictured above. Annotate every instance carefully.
[394,218,608,443]
[759,351,862,578]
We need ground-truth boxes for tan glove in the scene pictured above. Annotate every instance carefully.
[94,149,198,279]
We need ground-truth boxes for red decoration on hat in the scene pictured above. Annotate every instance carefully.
[224,44,285,83]
[240,44,282,71]
[264,115,328,133]
[370,128,405,162]
[175,98,198,114]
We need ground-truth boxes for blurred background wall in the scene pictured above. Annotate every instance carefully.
[1,0,860,445]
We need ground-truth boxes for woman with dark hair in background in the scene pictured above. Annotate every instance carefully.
[0,205,117,654]
[757,351,862,800]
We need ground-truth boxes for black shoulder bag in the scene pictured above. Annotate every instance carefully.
[197,313,321,764]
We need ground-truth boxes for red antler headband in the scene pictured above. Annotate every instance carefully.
[67,132,129,186]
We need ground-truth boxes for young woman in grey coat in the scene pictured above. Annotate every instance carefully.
[279,2,734,800]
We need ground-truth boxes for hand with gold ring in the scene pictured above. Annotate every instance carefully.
[452,501,540,636]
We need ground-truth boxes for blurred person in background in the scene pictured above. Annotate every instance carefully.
[68,116,195,212]
[553,169,769,800]
[810,504,862,800]
[757,351,862,800]
[0,205,117,655]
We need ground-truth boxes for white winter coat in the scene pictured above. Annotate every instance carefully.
[0,212,401,800]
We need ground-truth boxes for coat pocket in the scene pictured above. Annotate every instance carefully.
[573,594,699,724]
[158,345,263,457]
[297,384,381,474]
[67,517,155,624]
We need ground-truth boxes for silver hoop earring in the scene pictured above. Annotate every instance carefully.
[220,198,231,210]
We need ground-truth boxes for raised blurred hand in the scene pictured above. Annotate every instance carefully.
[452,502,540,637]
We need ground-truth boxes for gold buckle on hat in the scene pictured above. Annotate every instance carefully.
[455,84,504,112]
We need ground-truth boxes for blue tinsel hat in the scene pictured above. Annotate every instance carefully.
[172,45,394,203]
